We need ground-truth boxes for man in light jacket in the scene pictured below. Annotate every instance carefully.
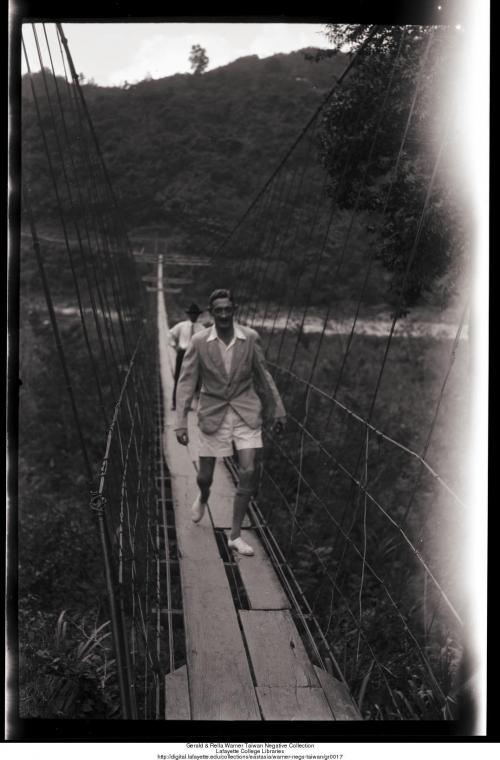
[175,288,286,556]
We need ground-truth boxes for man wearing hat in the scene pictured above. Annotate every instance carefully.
[169,303,204,411]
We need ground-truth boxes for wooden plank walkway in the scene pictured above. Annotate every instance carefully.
[157,258,361,721]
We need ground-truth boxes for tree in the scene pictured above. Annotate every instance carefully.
[318,25,470,311]
[189,44,209,76]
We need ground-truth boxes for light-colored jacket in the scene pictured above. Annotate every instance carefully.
[175,323,286,434]
[168,319,205,351]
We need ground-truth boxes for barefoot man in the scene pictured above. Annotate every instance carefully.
[175,288,286,556]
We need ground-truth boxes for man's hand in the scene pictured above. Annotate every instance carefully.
[272,416,287,434]
[176,428,189,446]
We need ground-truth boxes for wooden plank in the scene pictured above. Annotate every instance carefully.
[165,665,191,720]
[208,461,251,529]
[207,490,250,529]
[239,610,318,687]
[206,490,234,528]
[169,473,220,560]
[227,529,290,610]
[181,557,261,720]
[256,686,334,721]
[314,666,362,721]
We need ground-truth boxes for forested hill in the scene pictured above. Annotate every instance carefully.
[22,48,347,246]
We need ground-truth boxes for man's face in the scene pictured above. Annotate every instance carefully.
[210,296,235,331]
[188,313,199,323]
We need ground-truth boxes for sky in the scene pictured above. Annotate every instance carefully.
[21,22,331,87]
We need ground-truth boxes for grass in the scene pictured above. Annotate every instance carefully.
[253,326,469,719]
[16,235,157,718]
[18,604,120,719]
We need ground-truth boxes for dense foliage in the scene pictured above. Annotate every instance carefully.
[317,25,470,311]
[22,48,346,246]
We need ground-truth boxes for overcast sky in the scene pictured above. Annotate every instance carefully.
[21,22,331,86]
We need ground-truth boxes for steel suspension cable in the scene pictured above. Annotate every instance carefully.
[282,30,430,528]
[22,179,93,480]
[23,32,110,429]
[210,25,380,262]
[254,120,328,333]
[287,31,406,381]
[263,95,364,359]
[57,24,144,336]
[322,122,454,600]
[37,24,116,416]
[54,29,128,388]
[400,300,469,529]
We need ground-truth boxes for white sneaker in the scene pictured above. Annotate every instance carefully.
[228,536,254,556]
[191,495,207,523]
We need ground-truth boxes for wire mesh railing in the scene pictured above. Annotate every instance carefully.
[19,19,472,722]
[210,24,470,719]
[20,22,181,719]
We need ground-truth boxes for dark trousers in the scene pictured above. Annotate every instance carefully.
[172,349,186,408]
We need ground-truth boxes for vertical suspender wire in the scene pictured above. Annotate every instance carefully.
[53,30,137,362]
[156,254,176,680]
[239,161,297,323]
[232,192,272,318]
[211,24,380,268]
[215,29,378,322]
[259,462,404,717]
[57,23,144,335]
[243,172,295,325]
[23,33,108,431]
[263,91,359,359]
[391,302,469,613]
[400,299,469,529]
[55,23,141,296]
[36,24,112,423]
[295,30,433,540]
[263,427,452,704]
[257,117,327,335]
[236,173,286,322]
[56,61,126,391]
[30,23,120,400]
[248,117,327,329]
[239,165,296,321]
[287,30,406,384]
[324,121,452,626]
[91,335,146,719]
[49,23,122,400]
[281,31,412,530]
[288,384,311,554]
[57,41,154,458]
[244,157,304,321]
[356,428,369,665]
[157,376,175,677]
[268,40,405,526]
[22,180,93,480]
[329,31,435,408]
[22,34,106,448]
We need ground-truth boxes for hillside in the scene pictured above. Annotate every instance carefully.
[22,43,463,315]
[22,48,347,243]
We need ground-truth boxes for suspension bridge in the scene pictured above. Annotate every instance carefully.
[16,22,472,724]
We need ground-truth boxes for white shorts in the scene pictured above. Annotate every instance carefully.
[198,407,263,458]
